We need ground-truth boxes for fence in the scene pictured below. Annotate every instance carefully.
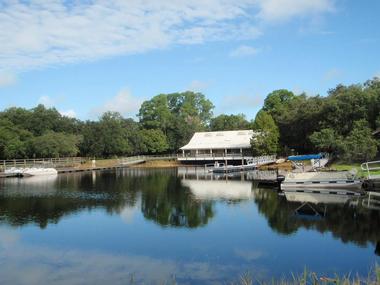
[0,157,86,172]
[118,154,178,165]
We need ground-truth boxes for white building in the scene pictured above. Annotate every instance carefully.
[178,130,257,162]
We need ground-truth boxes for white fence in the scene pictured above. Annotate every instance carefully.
[247,155,277,166]
[118,154,178,165]
[0,157,86,172]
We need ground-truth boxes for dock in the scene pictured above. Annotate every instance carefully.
[0,155,177,179]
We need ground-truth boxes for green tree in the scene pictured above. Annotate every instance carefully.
[0,119,32,159]
[322,84,371,136]
[251,111,279,155]
[31,131,81,158]
[99,112,133,156]
[138,91,214,151]
[339,120,379,162]
[209,114,250,131]
[309,128,342,154]
[136,129,169,154]
[263,89,296,118]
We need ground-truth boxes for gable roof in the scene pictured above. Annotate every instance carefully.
[180,130,256,150]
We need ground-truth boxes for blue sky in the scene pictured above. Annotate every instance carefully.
[0,0,379,121]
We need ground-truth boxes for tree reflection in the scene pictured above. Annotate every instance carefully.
[0,168,214,229]
[140,172,214,228]
[253,189,380,247]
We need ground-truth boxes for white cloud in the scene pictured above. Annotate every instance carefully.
[230,45,260,57]
[234,248,265,261]
[0,1,334,73]
[59,109,76,118]
[257,0,334,22]
[0,72,16,87]
[221,94,265,111]
[188,80,210,92]
[37,95,55,107]
[0,228,253,285]
[323,68,342,81]
[91,89,143,118]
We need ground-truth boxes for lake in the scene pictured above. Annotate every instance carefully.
[0,167,379,284]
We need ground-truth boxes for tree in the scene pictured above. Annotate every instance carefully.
[322,84,371,136]
[209,114,250,131]
[136,129,169,154]
[251,111,279,155]
[0,119,32,159]
[263,89,296,118]
[138,91,214,151]
[309,128,342,154]
[31,131,81,157]
[338,120,379,162]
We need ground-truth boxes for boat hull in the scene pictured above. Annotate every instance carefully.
[281,180,363,191]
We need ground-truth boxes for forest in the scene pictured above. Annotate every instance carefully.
[0,78,379,162]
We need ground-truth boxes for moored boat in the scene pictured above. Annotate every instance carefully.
[279,171,363,191]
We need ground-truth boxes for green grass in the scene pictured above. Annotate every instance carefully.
[330,162,380,178]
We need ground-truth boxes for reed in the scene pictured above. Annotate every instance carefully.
[229,264,380,285]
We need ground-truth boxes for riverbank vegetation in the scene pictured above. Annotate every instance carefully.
[228,265,380,285]
[0,78,379,161]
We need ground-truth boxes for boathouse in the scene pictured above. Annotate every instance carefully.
[178,130,257,162]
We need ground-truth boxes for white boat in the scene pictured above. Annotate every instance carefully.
[4,167,24,175]
[21,167,58,177]
[280,171,363,191]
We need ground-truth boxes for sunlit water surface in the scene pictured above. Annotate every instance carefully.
[0,167,379,285]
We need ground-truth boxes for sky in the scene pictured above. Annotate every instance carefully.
[0,0,379,121]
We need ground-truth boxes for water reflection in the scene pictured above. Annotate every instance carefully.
[184,179,254,201]
[0,168,380,250]
[255,188,380,252]
[0,168,380,284]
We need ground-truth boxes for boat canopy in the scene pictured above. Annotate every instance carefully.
[287,154,322,161]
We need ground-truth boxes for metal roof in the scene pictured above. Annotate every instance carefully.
[180,130,256,150]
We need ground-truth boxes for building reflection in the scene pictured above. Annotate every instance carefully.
[0,167,379,252]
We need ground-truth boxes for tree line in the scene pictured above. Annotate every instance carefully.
[0,79,379,161]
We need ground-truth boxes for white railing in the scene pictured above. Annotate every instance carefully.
[118,154,177,165]
[361,160,380,179]
[0,157,86,172]
[247,155,277,166]
[178,154,254,160]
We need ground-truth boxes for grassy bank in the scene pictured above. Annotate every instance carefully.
[77,158,180,169]
[130,159,180,168]
[330,162,380,178]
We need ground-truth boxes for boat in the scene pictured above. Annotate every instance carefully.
[279,171,363,191]
[210,161,257,173]
[21,167,58,177]
[209,155,276,174]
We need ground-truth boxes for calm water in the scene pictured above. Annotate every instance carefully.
[0,167,379,285]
